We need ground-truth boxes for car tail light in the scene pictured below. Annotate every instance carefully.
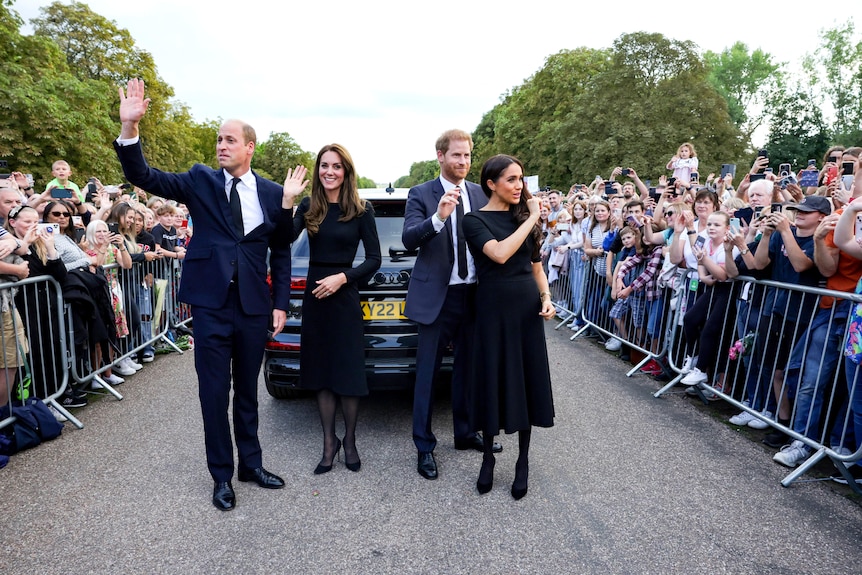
[266,340,300,351]
[291,277,307,290]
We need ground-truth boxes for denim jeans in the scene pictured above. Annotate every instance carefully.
[844,358,862,465]
[786,302,849,443]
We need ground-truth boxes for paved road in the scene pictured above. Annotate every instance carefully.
[2,326,861,574]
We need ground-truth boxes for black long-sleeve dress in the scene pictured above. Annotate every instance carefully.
[292,198,381,396]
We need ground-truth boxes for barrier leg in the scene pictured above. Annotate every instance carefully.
[46,397,83,429]
[780,447,827,488]
[89,374,124,400]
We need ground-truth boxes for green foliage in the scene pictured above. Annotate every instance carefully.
[764,88,830,169]
[357,176,377,189]
[704,42,781,143]
[470,33,746,189]
[251,131,315,184]
[394,160,439,188]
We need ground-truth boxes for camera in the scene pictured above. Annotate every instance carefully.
[621,168,631,176]
[604,181,614,194]
[108,222,120,234]
[779,163,791,177]
[50,187,73,199]
[690,172,699,183]
[808,159,817,167]
[758,149,768,158]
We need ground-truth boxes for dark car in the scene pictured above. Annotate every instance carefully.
[264,188,452,398]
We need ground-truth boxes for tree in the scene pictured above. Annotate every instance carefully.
[811,21,862,145]
[252,131,314,183]
[704,42,782,146]
[471,47,611,185]
[0,1,121,185]
[357,176,377,189]
[394,160,438,188]
[30,1,209,173]
[764,87,830,168]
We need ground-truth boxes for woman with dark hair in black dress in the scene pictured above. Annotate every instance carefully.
[462,154,555,500]
[284,144,381,474]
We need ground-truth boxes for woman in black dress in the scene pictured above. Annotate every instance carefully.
[462,154,555,500]
[285,144,381,474]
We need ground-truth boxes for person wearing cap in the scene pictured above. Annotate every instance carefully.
[724,195,829,439]
[767,191,862,468]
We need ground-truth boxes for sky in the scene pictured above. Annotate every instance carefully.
[11,0,855,184]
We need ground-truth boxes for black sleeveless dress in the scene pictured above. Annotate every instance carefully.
[462,210,554,434]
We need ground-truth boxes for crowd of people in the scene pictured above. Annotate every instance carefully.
[0,158,193,421]
[5,76,860,504]
[541,142,862,485]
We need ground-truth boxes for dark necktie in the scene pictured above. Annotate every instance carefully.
[455,186,467,279]
[229,177,243,236]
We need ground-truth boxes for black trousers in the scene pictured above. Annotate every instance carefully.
[412,283,477,452]
[191,285,269,482]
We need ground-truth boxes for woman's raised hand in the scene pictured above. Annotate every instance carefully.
[282,166,310,208]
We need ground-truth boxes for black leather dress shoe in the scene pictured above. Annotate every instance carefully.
[238,466,285,489]
[417,451,438,480]
[212,482,235,511]
[454,433,503,454]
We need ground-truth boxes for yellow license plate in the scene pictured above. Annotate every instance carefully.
[362,300,406,320]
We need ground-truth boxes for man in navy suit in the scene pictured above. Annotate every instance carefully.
[113,79,309,510]
[402,129,501,481]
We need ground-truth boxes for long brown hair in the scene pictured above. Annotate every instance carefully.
[480,154,542,258]
[304,144,366,237]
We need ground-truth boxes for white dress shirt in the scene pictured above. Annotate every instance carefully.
[431,175,476,285]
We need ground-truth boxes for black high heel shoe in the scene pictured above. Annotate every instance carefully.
[342,438,361,472]
[511,463,528,500]
[313,438,342,475]
[476,457,495,495]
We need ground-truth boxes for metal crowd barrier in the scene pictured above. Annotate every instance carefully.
[0,274,75,429]
[559,246,862,493]
[67,256,187,398]
[562,248,674,378]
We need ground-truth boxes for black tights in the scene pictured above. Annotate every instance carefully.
[478,429,532,492]
[316,389,360,466]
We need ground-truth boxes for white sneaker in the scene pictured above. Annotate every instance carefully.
[747,410,773,430]
[142,352,155,363]
[680,355,697,375]
[773,440,811,467]
[729,403,755,426]
[113,361,136,376]
[102,373,125,386]
[123,357,143,371]
[48,405,67,422]
[681,367,708,385]
[604,337,622,351]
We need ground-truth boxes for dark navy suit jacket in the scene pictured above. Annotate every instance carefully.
[402,178,487,325]
[113,141,292,315]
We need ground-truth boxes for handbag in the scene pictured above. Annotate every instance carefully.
[0,398,63,455]
[0,404,41,454]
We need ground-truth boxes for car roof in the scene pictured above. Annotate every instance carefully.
[359,188,410,201]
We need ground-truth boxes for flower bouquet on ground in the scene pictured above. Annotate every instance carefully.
[729,332,755,361]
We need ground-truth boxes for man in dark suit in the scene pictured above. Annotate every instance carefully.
[402,129,502,481]
[113,79,309,510]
